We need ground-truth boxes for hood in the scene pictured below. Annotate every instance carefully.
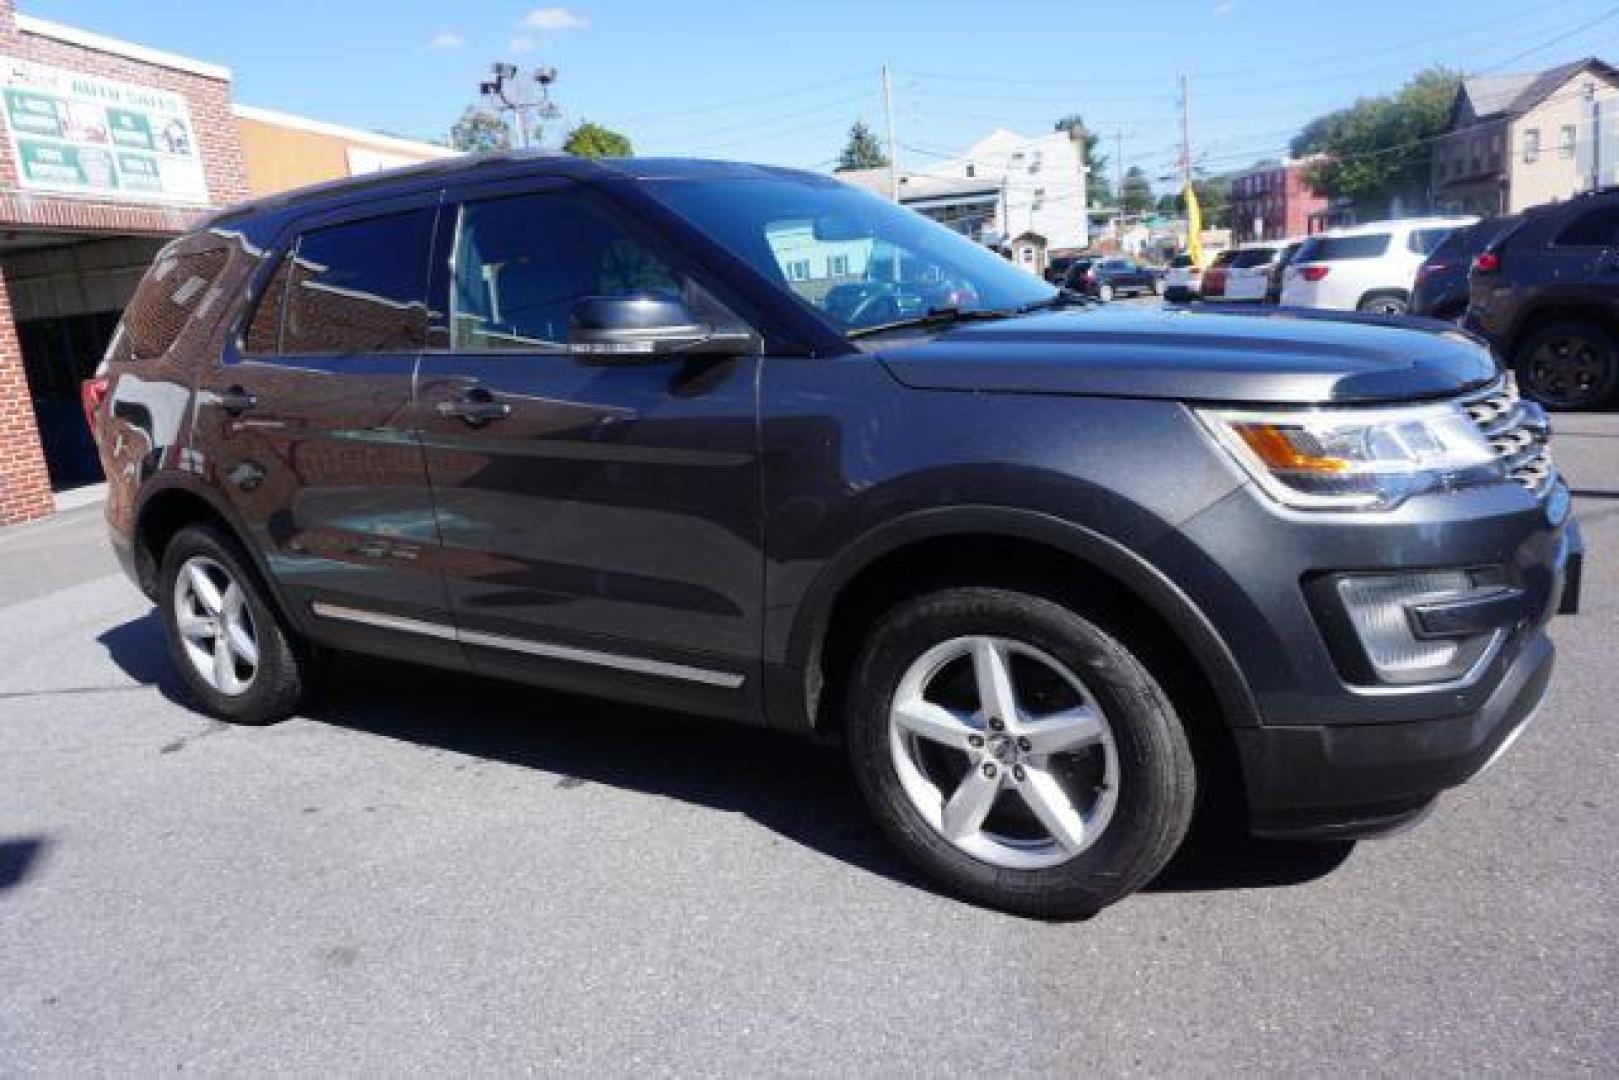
[874,307,1499,404]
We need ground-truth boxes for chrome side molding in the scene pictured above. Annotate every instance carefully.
[310,602,745,689]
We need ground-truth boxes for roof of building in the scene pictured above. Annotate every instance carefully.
[14,13,231,80]
[836,167,1000,202]
[233,105,460,159]
[1458,57,1619,121]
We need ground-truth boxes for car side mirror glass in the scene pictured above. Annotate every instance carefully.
[566,294,754,358]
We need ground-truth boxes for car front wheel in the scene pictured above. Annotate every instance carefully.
[846,587,1197,917]
[1514,320,1619,410]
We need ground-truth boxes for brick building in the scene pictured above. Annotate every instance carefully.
[1227,158,1332,245]
[0,1,454,526]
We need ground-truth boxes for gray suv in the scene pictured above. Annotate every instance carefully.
[90,155,1582,916]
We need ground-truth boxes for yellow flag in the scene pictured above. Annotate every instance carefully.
[1184,181,1204,267]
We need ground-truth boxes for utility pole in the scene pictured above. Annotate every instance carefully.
[1587,80,1603,191]
[1115,130,1125,247]
[480,63,562,151]
[1178,73,1198,260]
[881,64,900,202]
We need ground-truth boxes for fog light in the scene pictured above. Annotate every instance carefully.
[1335,571,1501,685]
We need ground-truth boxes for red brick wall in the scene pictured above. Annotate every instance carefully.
[0,268,53,523]
[0,0,249,525]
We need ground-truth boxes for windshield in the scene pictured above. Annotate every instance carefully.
[645,176,1056,334]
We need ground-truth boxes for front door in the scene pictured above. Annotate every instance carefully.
[200,195,459,668]
[414,180,764,719]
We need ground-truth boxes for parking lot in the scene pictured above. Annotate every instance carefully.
[1,403,1615,1076]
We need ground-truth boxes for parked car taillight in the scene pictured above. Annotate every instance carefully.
[1299,266,1330,282]
[1472,252,1500,274]
[81,375,109,433]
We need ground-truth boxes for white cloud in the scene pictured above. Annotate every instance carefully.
[519,7,590,33]
[425,32,466,50]
[507,35,536,54]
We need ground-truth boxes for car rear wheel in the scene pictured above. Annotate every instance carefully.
[1514,320,1619,411]
[160,525,310,725]
[1357,292,1408,316]
[845,587,1197,917]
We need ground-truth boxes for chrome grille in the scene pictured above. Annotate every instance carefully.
[1461,376,1554,495]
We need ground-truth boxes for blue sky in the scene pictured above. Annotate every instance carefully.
[20,0,1619,189]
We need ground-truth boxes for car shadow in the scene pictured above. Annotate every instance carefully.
[97,612,1354,910]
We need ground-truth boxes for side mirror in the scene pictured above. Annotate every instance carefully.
[567,294,753,358]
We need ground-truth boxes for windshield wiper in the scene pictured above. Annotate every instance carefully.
[1016,289,1097,314]
[845,305,1017,339]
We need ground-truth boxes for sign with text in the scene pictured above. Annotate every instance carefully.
[0,56,208,204]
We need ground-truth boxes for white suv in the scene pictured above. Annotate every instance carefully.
[1280,216,1477,314]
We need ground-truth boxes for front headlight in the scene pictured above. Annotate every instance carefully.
[1197,402,1505,510]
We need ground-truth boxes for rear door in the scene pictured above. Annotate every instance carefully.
[414,177,765,719]
[199,194,460,667]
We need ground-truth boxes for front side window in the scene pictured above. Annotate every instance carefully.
[251,208,436,356]
[645,176,1054,334]
[449,190,689,352]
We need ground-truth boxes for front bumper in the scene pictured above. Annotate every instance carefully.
[1235,630,1554,839]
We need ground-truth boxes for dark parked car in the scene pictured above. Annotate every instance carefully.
[1265,241,1304,304]
[1078,257,1160,301]
[1057,257,1094,291]
[1044,254,1081,285]
[1411,217,1518,323]
[90,155,1581,917]
[1468,191,1619,409]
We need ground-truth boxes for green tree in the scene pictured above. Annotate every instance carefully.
[834,121,889,171]
[448,107,510,153]
[1055,114,1111,206]
[1121,165,1154,216]
[562,120,634,158]
[1291,66,1460,217]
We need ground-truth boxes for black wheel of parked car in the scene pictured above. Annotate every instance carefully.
[1514,320,1619,410]
[159,524,311,725]
[845,586,1197,918]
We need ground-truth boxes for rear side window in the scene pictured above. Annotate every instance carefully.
[244,207,436,356]
[1230,248,1276,268]
[122,244,229,360]
[1551,205,1619,248]
[1297,234,1390,262]
[1210,251,1239,267]
[1407,228,1455,256]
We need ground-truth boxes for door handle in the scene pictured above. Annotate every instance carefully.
[219,385,258,415]
[437,387,512,427]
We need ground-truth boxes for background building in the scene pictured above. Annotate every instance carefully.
[1431,57,1619,216]
[0,0,452,525]
[1228,157,1330,243]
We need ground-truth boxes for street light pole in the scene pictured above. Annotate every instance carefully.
[881,64,900,202]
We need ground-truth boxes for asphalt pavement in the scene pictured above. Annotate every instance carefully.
[1,399,1615,1076]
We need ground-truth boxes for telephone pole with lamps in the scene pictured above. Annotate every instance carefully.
[479,63,563,150]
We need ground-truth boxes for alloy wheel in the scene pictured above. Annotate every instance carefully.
[888,635,1120,870]
[1526,334,1611,408]
[172,555,259,696]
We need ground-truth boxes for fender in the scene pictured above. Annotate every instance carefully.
[768,504,1261,735]
[132,471,313,638]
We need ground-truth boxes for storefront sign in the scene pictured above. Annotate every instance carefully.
[0,56,208,204]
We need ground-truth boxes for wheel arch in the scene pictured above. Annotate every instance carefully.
[775,507,1260,752]
[132,478,303,633]
[1505,302,1619,356]
[1356,286,1410,309]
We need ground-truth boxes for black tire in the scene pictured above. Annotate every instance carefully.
[846,587,1198,917]
[1357,291,1408,316]
[1513,319,1619,411]
[159,524,308,725]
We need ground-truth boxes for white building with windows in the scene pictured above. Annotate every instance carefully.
[839,128,1088,273]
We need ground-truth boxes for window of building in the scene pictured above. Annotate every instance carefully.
[448,191,685,351]
[1524,128,1540,164]
[265,208,437,355]
[1552,205,1619,247]
[965,163,976,178]
[784,259,812,282]
[124,244,229,360]
[1560,124,1578,159]
[826,254,850,277]
[1032,187,1046,212]
[1028,151,1042,175]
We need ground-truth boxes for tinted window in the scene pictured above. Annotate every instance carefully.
[1407,228,1456,256]
[123,244,229,360]
[1295,233,1390,262]
[1170,254,1194,268]
[273,208,436,355]
[450,191,684,351]
[1230,248,1276,268]
[1210,250,1239,268]
[1552,205,1619,248]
